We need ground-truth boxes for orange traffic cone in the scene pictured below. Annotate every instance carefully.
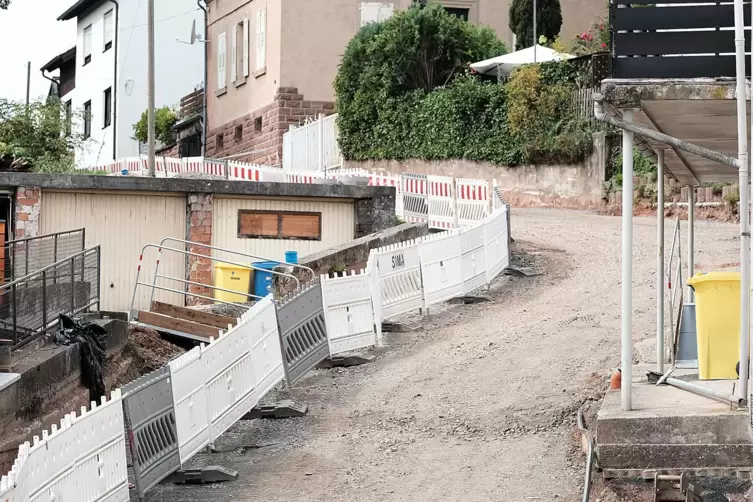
[609,368,621,390]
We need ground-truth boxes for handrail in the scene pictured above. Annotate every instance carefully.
[0,246,99,290]
[158,237,316,282]
[130,244,301,314]
[155,274,265,301]
[3,228,84,246]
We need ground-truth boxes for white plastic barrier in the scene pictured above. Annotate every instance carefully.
[169,347,210,463]
[419,230,464,306]
[460,222,488,293]
[247,297,285,403]
[203,317,258,444]
[0,441,29,502]
[322,269,378,355]
[229,160,264,181]
[282,114,342,173]
[492,179,505,211]
[370,239,424,320]
[402,173,429,224]
[456,178,490,227]
[484,206,510,283]
[427,175,455,230]
[19,390,128,502]
[204,159,227,177]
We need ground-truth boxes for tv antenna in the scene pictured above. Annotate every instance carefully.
[177,19,209,44]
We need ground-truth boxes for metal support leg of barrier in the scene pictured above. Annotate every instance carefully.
[241,400,309,419]
[319,354,374,368]
[163,466,238,485]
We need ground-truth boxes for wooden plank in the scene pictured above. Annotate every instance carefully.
[612,55,749,79]
[137,311,222,339]
[281,213,321,240]
[151,301,237,329]
[612,4,750,31]
[238,211,278,237]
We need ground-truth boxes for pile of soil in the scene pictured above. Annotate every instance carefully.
[113,325,185,386]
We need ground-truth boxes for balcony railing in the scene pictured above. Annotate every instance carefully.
[610,0,751,79]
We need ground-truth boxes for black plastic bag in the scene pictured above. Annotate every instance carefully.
[55,314,107,402]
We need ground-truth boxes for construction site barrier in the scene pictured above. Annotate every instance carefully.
[419,229,465,306]
[321,269,378,355]
[0,196,510,501]
[123,367,181,498]
[402,173,429,224]
[456,178,490,227]
[276,279,330,386]
[427,175,456,230]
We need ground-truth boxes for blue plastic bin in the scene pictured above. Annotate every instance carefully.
[285,250,299,264]
[253,261,280,297]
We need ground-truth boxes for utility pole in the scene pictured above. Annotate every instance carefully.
[25,62,30,108]
[533,0,537,62]
[147,0,156,177]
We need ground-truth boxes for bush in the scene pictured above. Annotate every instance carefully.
[132,106,178,145]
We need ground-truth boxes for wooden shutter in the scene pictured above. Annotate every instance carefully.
[256,8,267,70]
[217,32,226,89]
[280,213,321,240]
[238,211,279,237]
[242,18,250,77]
[231,25,237,83]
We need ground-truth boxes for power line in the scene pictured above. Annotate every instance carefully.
[119,8,199,31]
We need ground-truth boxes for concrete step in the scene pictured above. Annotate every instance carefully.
[597,443,753,470]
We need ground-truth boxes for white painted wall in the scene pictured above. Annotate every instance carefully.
[59,0,204,167]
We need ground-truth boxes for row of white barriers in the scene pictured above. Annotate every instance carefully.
[0,203,510,502]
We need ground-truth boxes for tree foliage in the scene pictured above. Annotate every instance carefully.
[509,0,563,50]
[0,99,88,172]
[0,0,9,9]
[132,106,178,145]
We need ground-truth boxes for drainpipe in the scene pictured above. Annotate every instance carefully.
[110,0,120,160]
[594,100,741,170]
[734,0,750,403]
[198,0,208,156]
[621,109,635,411]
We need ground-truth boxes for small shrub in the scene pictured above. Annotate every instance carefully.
[711,183,724,197]
[132,106,178,145]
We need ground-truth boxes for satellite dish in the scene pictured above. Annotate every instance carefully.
[177,19,208,44]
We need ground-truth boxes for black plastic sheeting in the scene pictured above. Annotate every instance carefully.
[55,314,106,402]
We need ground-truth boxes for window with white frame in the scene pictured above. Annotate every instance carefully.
[231,23,238,83]
[360,2,394,26]
[83,24,92,65]
[217,31,226,90]
[242,18,249,77]
[104,10,114,51]
[255,7,267,71]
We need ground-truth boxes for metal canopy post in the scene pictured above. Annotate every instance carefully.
[657,149,665,373]
[622,109,635,411]
[687,187,695,303]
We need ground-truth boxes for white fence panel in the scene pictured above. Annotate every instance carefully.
[427,175,455,230]
[460,223,488,294]
[492,179,504,211]
[371,239,424,319]
[25,416,75,502]
[246,296,285,401]
[203,323,258,443]
[456,178,490,226]
[402,173,428,224]
[169,347,210,463]
[484,206,510,283]
[419,230,464,306]
[183,157,204,173]
[322,269,377,355]
[322,114,343,170]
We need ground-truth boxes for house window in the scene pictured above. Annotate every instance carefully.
[254,116,263,132]
[238,210,322,240]
[231,23,238,83]
[216,133,224,149]
[83,24,93,65]
[360,2,395,26]
[103,87,112,127]
[83,100,92,138]
[217,32,227,90]
[235,124,243,141]
[64,100,72,136]
[104,10,114,51]
[444,7,470,21]
[242,18,249,77]
[255,7,267,71]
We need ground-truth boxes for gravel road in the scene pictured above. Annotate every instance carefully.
[144,208,740,502]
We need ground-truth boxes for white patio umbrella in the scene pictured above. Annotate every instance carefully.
[470,45,574,77]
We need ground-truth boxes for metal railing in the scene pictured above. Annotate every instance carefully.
[666,218,683,364]
[0,246,100,348]
[4,229,86,281]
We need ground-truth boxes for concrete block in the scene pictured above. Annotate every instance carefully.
[597,443,753,469]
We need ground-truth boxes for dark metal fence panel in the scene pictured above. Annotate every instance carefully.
[276,279,329,386]
[122,366,180,499]
[0,246,100,348]
[6,229,85,280]
[611,1,752,79]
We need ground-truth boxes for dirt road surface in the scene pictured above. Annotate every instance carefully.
[144,208,741,502]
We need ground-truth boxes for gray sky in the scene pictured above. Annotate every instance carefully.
[0,0,76,102]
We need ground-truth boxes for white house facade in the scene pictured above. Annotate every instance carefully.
[45,0,205,168]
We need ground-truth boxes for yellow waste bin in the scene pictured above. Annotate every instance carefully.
[214,263,253,303]
[687,272,740,380]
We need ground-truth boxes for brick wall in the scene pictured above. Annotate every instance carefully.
[186,193,213,305]
[205,87,335,165]
[15,187,41,238]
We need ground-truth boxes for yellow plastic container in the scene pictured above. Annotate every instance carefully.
[214,263,252,303]
[687,272,740,380]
